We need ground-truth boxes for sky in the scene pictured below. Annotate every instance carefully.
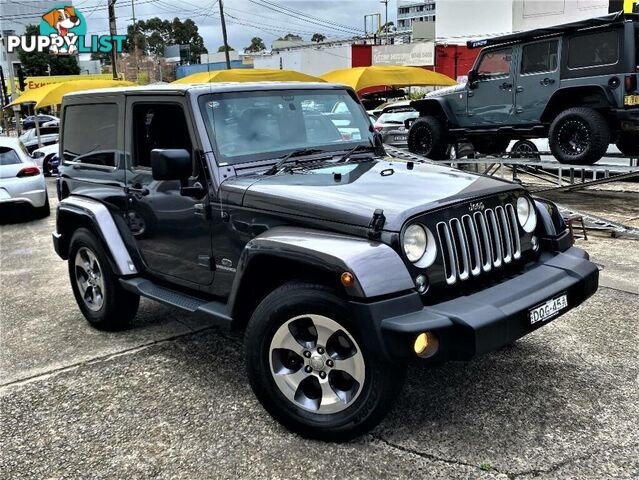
[81,0,398,53]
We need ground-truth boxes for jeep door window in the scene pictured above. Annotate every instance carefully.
[567,30,619,69]
[198,90,373,165]
[521,40,558,75]
[62,103,118,168]
[131,103,192,169]
[477,48,513,80]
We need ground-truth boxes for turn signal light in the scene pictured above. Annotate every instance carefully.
[16,166,40,177]
[625,75,637,93]
[340,272,355,287]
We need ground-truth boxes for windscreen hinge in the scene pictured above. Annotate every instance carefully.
[367,209,386,239]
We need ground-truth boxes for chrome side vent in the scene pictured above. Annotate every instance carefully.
[435,203,523,285]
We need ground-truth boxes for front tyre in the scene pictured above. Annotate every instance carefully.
[245,282,405,441]
[549,107,610,165]
[407,116,449,160]
[68,228,139,330]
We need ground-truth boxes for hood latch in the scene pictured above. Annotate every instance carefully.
[367,209,386,239]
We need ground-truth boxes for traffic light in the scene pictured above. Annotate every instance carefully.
[17,67,26,92]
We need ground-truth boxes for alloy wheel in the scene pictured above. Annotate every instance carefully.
[269,314,365,414]
[74,247,105,312]
[557,120,590,156]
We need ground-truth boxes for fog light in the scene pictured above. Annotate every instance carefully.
[531,235,539,251]
[413,332,439,358]
[341,272,355,287]
[415,274,428,294]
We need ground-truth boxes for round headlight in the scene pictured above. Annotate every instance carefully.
[403,224,427,263]
[517,196,537,233]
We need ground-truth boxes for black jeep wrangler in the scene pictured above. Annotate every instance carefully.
[408,12,639,165]
[53,82,598,441]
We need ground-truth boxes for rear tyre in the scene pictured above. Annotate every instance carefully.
[472,137,510,156]
[68,228,139,330]
[549,108,610,165]
[509,140,540,160]
[615,133,639,157]
[407,116,449,160]
[245,281,405,441]
[35,194,50,218]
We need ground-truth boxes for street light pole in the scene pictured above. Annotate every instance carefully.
[219,0,232,69]
[131,0,139,79]
[108,0,119,79]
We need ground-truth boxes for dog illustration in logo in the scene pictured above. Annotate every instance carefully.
[41,6,81,54]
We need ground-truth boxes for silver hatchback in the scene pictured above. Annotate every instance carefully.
[0,137,49,218]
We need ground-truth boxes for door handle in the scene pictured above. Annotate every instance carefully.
[194,203,211,220]
[499,82,513,91]
[516,86,524,93]
[540,78,556,86]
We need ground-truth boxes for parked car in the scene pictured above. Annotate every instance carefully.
[53,83,598,441]
[408,12,639,165]
[508,138,622,159]
[19,127,59,153]
[0,137,49,217]
[22,114,59,130]
[374,110,419,147]
[32,143,61,175]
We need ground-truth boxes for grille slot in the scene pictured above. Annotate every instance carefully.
[436,204,522,285]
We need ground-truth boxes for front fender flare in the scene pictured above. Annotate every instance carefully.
[227,226,415,313]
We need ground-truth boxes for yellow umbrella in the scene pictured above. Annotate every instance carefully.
[320,65,457,92]
[173,68,325,84]
[8,79,135,109]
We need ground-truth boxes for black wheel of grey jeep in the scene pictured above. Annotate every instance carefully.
[407,116,449,160]
[549,108,610,165]
[615,133,639,157]
[245,281,405,441]
[68,228,139,330]
[509,140,540,160]
[472,137,510,156]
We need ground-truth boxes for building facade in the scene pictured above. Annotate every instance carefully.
[397,0,437,33]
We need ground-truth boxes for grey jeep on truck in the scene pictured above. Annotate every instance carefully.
[53,82,598,441]
[408,12,639,165]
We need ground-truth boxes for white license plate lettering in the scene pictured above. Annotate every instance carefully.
[529,294,568,325]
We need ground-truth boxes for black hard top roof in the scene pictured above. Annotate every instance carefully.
[467,11,639,49]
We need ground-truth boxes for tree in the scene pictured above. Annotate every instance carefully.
[277,33,303,41]
[123,17,207,64]
[17,24,80,78]
[217,45,235,52]
[311,33,326,43]
[245,37,266,53]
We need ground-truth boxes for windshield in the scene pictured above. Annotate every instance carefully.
[377,111,417,124]
[198,89,374,165]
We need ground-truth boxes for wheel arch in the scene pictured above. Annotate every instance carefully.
[541,86,615,124]
[410,98,458,126]
[228,226,415,329]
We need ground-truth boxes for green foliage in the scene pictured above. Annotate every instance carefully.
[277,33,303,41]
[123,17,207,63]
[408,91,426,100]
[137,72,150,85]
[245,37,266,53]
[217,45,235,52]
[17,25,80,77]
[311,33,326,43]
[479,462,492,471]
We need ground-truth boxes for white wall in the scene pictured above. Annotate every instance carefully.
[253,45,352,76]
[436,0,514,40]
[513,0,609,31]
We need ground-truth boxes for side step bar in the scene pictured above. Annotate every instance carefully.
[120,278,233,327]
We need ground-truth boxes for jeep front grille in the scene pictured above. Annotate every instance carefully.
[436,204,521,285]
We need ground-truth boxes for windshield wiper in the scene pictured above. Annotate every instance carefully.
[336,142,376,163]
[264,148,325,175]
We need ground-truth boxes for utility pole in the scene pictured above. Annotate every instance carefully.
[380,0,389,44]
[219,0,231,69]
[108,0,119,79]
[131,0,139,79]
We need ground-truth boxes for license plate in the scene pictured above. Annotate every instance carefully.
[624,95,639,106]
[394,135,407,141]
[529,294,568,325]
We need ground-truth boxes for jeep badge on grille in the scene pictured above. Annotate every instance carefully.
[469,202,485,212]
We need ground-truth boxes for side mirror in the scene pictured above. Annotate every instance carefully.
[151,149,192,182]
[467,69,479,89]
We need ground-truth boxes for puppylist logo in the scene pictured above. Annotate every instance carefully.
[6,5,126,55]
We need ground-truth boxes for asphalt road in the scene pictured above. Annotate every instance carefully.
[1,179,638,479]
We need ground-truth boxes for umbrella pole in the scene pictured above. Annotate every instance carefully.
[34,108,43,148]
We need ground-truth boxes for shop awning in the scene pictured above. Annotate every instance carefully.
[172,68,325,84]
[320,65,457,92]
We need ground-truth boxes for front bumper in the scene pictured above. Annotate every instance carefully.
[613,107,639,130]
[350,247,598,363]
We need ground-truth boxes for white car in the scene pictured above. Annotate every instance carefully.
[32,143,60,175]
[19,127,60,154]
[508,138,621,159]
[0,137,49,217]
